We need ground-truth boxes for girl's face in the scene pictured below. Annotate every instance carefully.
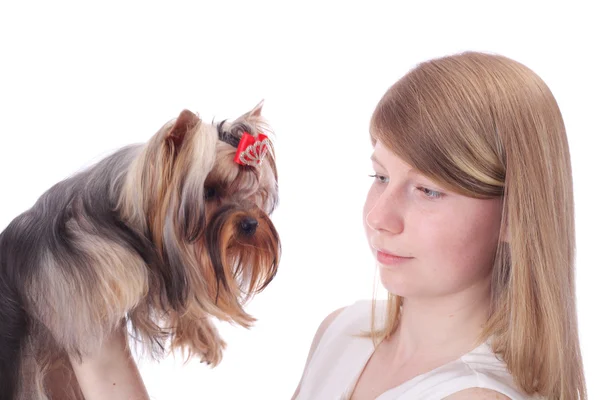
[363,141,503,299]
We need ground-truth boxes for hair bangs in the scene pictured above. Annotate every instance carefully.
[369,62,505,199]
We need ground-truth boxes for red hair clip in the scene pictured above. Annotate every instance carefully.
[234,132,271,167]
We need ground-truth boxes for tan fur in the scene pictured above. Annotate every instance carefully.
[28,225,149,357]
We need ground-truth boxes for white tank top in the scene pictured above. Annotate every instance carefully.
[295,300,543,400]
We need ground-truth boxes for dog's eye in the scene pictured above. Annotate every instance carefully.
[204,187,218,200]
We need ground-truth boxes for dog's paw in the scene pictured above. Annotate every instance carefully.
[171,316,227,366]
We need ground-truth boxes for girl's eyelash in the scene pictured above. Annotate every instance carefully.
[417,186,444,199]
[369,174,444,199]
[368,174,389,183]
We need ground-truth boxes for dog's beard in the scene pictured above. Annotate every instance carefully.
[164,204,280,366]
[201,203,280,326]
[155,201,280,367]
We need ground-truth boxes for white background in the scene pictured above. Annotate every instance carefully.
[1,1,598,399]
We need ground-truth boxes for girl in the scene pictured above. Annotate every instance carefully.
[291,51,586,399]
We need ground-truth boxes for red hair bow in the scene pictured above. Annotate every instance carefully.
[234,132,271,167]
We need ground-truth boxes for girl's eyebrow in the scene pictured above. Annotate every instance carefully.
[371,154,416,175]
[370,154,381,165]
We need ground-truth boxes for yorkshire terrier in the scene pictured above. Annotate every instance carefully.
[0,101,280,400]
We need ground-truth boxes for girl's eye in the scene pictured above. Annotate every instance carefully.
[368,174,389,184]
[418,186,443,199]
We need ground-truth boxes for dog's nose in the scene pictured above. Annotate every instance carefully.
[239,217,259,235]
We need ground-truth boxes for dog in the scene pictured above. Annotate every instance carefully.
[0,101,281,400]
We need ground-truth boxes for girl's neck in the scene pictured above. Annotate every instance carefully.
[386,279,492,364]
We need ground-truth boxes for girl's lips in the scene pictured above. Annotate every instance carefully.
[376,250,414,266]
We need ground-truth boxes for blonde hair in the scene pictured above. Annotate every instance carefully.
[368,51,586,399]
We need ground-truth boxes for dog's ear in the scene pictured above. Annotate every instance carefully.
[167,109,200,149]
[247,100,264,118]
[235,100,264,121]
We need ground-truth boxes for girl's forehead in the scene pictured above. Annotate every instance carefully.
[371,141,415,172]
